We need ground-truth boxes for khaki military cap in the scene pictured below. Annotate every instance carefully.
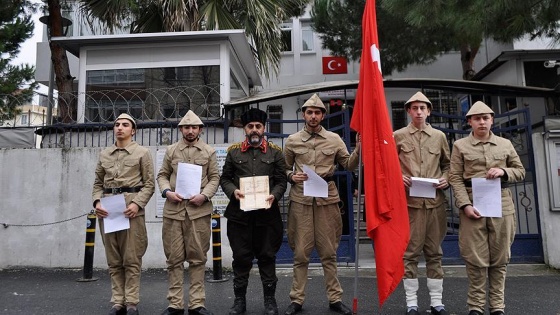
[404,91,432,109]
[466,101,495,117]
[301,93,327,112]
[178,110,204,126]
[115,113,136,129]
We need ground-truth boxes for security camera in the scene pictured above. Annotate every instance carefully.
[544,60,557,68]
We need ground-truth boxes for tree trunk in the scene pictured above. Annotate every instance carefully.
[460,44,479,80]
[47,0,75,123]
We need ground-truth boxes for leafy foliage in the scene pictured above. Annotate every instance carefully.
[0,0,38,124]
[311,0,560,78]
[79,0,309,79]
[311,0,455,76]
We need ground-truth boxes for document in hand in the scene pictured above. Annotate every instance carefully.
[302,165,328,198]
[176,162,202,199]
[409,177,439,198]
[472,178,502,217]
[239,175,270,211]
[100,194,130,233]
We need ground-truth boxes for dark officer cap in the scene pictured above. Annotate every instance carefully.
[240,108,267,126]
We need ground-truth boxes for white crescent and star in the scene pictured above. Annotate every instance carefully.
[327,59,341,70]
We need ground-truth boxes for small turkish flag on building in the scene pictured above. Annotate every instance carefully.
[322,56,348,74]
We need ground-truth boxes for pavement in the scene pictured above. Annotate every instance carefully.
[2,244,560,315]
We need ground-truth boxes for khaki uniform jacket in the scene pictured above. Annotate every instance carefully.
[220,141,287,225]
[157,139,220,220]
[284,126,359,205]
[394,123,450,208]
[92,141,155,215]
[449,132,525,216]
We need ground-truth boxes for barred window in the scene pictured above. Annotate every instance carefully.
[267,105,283,135]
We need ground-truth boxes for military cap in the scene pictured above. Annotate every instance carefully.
[115,113,136,129]
[178,110,204,126]
[466,101,495,118]
[301,93,327,112]
[404,91,432,109]
[241,108,267,126]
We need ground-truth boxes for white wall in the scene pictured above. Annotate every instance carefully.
[0,147,232,269]
[533,132,560,268]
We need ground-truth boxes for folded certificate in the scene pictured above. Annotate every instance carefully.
[239,176,270,211]
[409,177,439,198]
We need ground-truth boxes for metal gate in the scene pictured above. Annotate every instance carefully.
[432,107,543,264]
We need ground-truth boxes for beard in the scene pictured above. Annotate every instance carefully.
[183,134,198,143]
[247,132,263,145]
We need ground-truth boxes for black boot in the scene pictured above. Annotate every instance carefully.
[229,285,247,315]
[263,283,278,315]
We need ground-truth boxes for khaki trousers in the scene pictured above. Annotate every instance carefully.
[99,216,148,306]
[459,213,515,312]
[404,204,447,279]
[162,215,211,310]
[287,200,343,304]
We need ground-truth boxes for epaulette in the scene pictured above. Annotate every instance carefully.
[268,141,283,152]
[227,142,242,152]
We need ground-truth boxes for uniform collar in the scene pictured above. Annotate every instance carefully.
[109,141,137,154]
[301,125,325,142]
[469,130,498,145]
[241,138,267,153]
[407,122,433,136]
[178,138,203,151]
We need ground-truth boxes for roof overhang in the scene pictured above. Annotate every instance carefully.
[473,49,560,81]
[51,29,261,86]
[226,78,556,107]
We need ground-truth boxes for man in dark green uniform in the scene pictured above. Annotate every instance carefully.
[220,108,287,315]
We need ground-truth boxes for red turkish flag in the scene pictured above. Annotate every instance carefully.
[322,56,348,74]
[350,0,409,308]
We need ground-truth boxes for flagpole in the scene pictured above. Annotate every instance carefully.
[353,144,364,314]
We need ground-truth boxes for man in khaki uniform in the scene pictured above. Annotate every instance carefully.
[283,94,360,315]
[157,110,219,315]
[394,92,451,315]
[449,101,525,315]
[93,113,155,315]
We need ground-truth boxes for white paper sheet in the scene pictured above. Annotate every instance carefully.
[176,163,202,199]
[100,194,129,233]
[409,177,440,198]
[472,178,502,217]
[302,165,328,198]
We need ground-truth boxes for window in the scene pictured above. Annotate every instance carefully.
[281,22,293,52]
[424,90,458,124]
[85,66,220,122]
[267,105,283,135]
[301,21,314,52]
[20,114,28,126]
[391,101,406,130]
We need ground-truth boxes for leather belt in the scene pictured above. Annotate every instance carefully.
[322,176,334,182]
[103,186,143,194]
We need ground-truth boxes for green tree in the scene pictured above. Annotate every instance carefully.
[79,0,309,79]
[43,0,75,123]
[312,0,560,80]
[0,0,38,125]
[311,0,455,76]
